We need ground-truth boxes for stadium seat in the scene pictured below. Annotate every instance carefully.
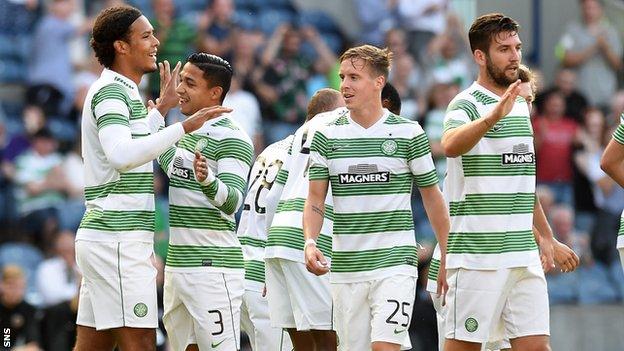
[297,10,340,35]
[257,9,295,35]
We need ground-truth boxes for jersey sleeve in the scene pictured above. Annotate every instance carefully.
[614,113,624,145]
[198,135,254,215]
[408,126,438,188]
[91,83,131,130]
[308,129,330,181]
[443,98,478,133]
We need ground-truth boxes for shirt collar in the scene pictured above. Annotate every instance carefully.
[101,68,139,92]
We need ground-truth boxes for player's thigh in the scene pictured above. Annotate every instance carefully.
[502,265,550,341]
[370,275,416,350]
[74,325,115,351]
[443,268,510,344]
[509,335,551,351]
[332,281,371,351]
[244,289,294,351]
[113,327,156,351]
[162,272,194,351]
[183,272,244,350]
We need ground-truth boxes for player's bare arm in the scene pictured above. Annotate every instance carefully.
[303,179,330,276]
[600,138,624,187]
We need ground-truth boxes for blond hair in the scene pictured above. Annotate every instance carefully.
[306,88,343,121]
[339,45,393,79]
[518,64,537,96]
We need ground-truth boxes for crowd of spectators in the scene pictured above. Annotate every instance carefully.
[1,0,624,349]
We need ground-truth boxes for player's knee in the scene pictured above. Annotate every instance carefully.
[310,330,337,350]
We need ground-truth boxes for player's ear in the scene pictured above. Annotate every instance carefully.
[113,40,128,56]
[211,86,224,101]
[375,75,385,90]
[474,49,486,66]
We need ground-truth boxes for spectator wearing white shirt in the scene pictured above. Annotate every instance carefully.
[224,74,264,154]
[35,230,79,307]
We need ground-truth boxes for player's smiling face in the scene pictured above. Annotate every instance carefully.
[484,31,522,87]
[125,16,159,73]
[176,62,219,116]
[339,58,383,111]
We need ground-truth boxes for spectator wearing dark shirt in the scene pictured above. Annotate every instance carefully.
[197,0,236,58]
[0,265,41,351]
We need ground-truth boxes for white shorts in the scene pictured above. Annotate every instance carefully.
[619,248,624,272]
[443,265,550,344]
[431,294,511,351]
[75,240,158,330]
[265,258,333,331]
[241,289,293,351]
[163,271,244,351]
[332,275,416,351]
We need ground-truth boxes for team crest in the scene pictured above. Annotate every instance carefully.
[134,302,148,318]
[465,317,478,332]
[195,138,208,153]
[381,139,397,156]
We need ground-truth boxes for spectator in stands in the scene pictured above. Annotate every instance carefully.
[197,0,236,57]
[28,0,91,117]
[535,68,588,122]
[37,230,79,350]
[0,265,41,350]
[386,28,424,119]
[534,91,580,206]
[574,108,606,232]
[35,230,79,307]
[224,74,263,154]
[354,0,396,47]
[607,90,624,127]
[229,29,262,93]
[254,24,336,144]
[2,105,45,165]
[423,14,473,89]
[395,0,448,63]
[14,128,67,252]
[0,113,15,225]
[558,0,622,109]
[149,0,198,97]
[580,121,624,266]
[422,82,458,182]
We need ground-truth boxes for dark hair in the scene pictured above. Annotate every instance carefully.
[90,6,142,68]
[381,82,401,115]
[187,53,233,104]
[468,13,520,54]
[306,88,343,121]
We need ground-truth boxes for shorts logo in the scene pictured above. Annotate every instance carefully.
[502,143,534,166]
[134,303,148,318]
[393,328,407,334]
[195,138,208,153]
[172,157,191,179]
[338,164,390,184]
[381,139,398,156]
[211,339,225,348]
[465,317,478,332]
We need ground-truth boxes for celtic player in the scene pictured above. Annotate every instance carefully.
[237,134,293,350]
[264,88,344,351]
[600,113,624,270]
[158,53,253,351]
[440,13,555,351]
[75,7,230,351]
[304,45,450,351]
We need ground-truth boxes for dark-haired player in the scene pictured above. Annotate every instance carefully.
[440,13,554,351]
[75,7,230,351]
[159,53,253,351]
[382,82,402,115]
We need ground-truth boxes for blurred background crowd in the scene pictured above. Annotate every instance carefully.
[1,0,624,350]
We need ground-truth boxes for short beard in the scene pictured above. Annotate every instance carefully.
[485,54,518,88]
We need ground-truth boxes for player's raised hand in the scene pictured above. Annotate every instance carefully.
[553,239,580,273]
[194,151,209,183]
[155,60,182,114]
[182,106,233,133]
[491,79,521,122]
[304,242,330,276]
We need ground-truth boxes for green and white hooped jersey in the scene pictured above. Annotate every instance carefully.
[158,115,253,273]
[613,113,624,249]
[237,135,293,291]
[78,69,155,242]
[309,109,438,283]
[442,82,539,270]
[265,110,339,263]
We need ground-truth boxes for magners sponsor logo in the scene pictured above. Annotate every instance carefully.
[501,143,534,166]
[338,172,390,184]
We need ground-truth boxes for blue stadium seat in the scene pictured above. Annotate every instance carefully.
[233,10,259,31]
[0,242,44,299]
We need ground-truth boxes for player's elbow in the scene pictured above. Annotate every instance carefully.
[442,141,461,158]
[108,156,135,173]
[600,155,615,176]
